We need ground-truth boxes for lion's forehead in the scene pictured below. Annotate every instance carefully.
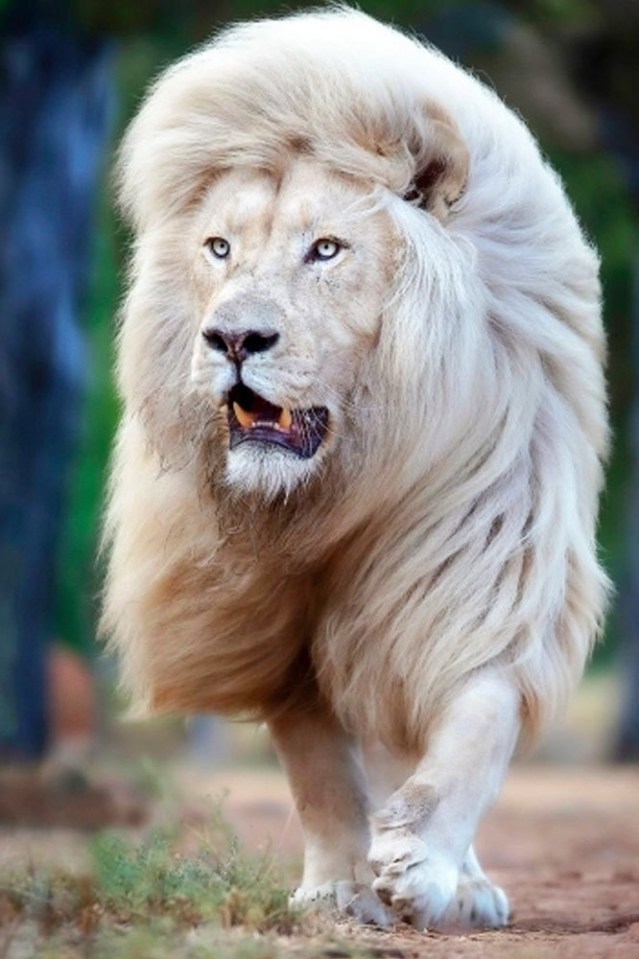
[221,172,278,234]
[201,161,379,251]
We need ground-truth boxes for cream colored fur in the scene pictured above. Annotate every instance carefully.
[102,8,609,929]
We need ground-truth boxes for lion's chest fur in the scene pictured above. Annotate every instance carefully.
[143,508,405,736]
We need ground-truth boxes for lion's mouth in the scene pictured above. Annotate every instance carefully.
[227,383,329,459]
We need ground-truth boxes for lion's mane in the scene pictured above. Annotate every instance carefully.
[102,9,609,753]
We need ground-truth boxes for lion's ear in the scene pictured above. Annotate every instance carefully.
[404,101,469,220]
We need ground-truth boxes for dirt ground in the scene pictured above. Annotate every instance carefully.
[183,761,639,958]
[2,761,638,957]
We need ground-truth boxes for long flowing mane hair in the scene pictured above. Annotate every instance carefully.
[102,8,609,752]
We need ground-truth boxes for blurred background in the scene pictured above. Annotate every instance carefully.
[1,0,638,827]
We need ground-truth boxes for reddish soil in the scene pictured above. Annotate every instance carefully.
[188,762,639,958]
[1,761,637,957]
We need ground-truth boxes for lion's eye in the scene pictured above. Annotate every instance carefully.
[205,236,231,259]
[306,238,342,263]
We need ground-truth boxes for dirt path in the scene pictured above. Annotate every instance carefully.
[2,762,637,957]
[185,762,639,957]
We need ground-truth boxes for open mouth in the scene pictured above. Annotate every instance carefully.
[227,383,329,459]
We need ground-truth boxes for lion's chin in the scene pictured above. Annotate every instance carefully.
[224,441,324,500]
[220,383,330,497]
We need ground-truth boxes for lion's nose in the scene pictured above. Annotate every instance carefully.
[203,328,280,363]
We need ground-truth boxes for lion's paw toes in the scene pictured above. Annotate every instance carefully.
[290,881,339,912]
[368,829,458,928]
[341,885,394,926]
[436,877,510,929]
[291,880,392,926]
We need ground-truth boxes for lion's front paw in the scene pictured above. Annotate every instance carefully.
[291,880,393,926]
[436,877,510,929]
[368,828,459,928]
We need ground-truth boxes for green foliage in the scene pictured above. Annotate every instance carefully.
[1,812,289,928]
[90,814,293,931]
[550,150,636,392]
[53,40,169,655]
[214,0,461,30]
[92,832,217,919]
[54,195,120,653]
[548,149,637,619]
[0,807,309,957]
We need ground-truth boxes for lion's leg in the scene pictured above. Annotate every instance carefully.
[362,744,509,927]
[268,708,392,925]
[368,668,519,929]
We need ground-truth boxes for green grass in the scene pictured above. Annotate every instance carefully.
[0,815,295,957]
[91,825,292,930]
[0,808,384,959]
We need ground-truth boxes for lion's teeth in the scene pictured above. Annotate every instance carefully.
[278,408,293,430]
[233,402,255,429]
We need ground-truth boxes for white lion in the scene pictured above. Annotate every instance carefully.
[102,8,609,930]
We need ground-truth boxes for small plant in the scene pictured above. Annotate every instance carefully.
[91,805,295,932]
[2,803,395,958]
[0,803,303,958]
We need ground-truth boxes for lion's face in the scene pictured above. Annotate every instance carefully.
[189,159,394,496]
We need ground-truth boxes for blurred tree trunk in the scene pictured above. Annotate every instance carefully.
[0,6,113,759]
[614,262,639,760]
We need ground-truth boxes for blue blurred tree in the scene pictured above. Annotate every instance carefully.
[0,0,113,758]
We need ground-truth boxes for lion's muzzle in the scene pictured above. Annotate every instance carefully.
[227,382,329,459]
